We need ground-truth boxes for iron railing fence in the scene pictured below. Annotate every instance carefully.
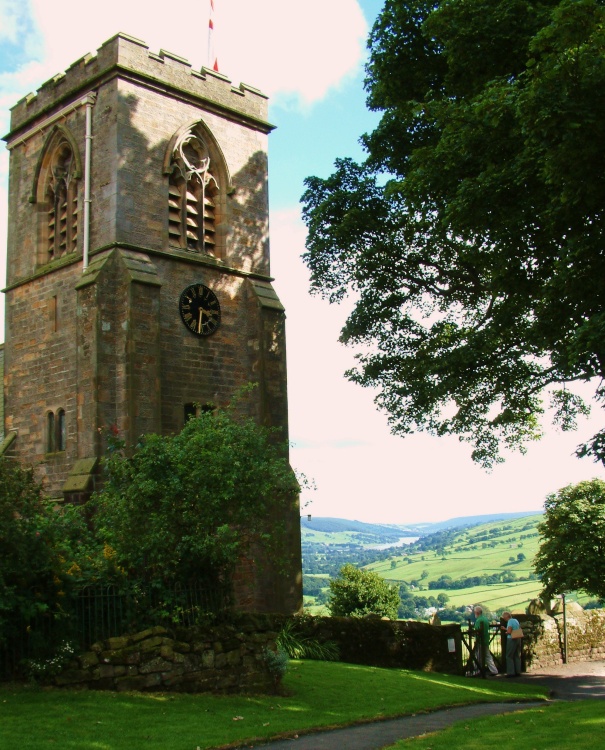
[460,620,504,677]
[0,580,232,680]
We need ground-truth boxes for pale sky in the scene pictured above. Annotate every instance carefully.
[1,0,603,524]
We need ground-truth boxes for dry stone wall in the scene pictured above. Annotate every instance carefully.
[515,609,605,671]
[52,621,279,694]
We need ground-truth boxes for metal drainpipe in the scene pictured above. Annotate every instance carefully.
[562,593,567,664]
[82,97,93,271]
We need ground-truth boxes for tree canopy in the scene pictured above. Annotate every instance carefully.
[92,405,299,586]
[534,478,605,598]
[328,563,400,618]
[302,0,605,467]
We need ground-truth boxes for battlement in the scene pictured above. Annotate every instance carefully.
[8,32,271,138]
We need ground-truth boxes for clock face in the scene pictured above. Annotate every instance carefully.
[179,283,221,337]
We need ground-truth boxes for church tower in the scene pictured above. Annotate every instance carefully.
[2,33,301,613]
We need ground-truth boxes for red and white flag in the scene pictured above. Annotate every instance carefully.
[208,0,219,71]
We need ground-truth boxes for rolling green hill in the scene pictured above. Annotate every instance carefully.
[368,514,543,612]
[302,512,593,617]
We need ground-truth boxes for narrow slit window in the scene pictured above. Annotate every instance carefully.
[57,409,66,451]
[47,412,56,453]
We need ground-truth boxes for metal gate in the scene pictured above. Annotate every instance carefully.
[461,620,503,678]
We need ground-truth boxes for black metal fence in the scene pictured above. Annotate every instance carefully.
[460,620,504,677]
[1,581,231,680]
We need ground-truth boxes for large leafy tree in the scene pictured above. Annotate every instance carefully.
[328,563,400,618]
[302,0,605,467]
[92,405,300,586]
[534,478,605,598]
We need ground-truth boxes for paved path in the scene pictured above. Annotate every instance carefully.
[242,660,605,750]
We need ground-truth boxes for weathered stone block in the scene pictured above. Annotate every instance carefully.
[140,636,165,652]
[78,651,99,669]
[106,636,131,650]
[139,657,173,674]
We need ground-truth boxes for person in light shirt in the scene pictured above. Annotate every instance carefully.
[501,611,522,677]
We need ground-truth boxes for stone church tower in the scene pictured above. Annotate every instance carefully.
[2,33,301,613]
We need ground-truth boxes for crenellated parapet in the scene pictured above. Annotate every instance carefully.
[7,32,271,140]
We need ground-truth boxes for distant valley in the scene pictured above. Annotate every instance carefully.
[300,511,593,619]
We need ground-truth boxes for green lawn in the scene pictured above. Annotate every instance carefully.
[385,700,605,750]
[0,660,547,750]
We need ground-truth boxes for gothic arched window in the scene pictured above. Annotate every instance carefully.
[33,128,81,265]
[168,130,220,255]
[46,141,78,260]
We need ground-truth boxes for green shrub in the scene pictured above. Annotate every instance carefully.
[90,398,300,589]
[328,563,400,619]
[263,646,289,688]
[0,459,62,646]
[277,618,339,660]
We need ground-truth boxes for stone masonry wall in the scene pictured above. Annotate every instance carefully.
[515,609,605,671]
[52,620,280,694]
[295,616,463,673]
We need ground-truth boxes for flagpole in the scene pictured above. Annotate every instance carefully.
[208,0,219,71]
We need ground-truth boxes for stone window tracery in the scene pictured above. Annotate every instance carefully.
[168,131,219,254]
[46,142,78,260]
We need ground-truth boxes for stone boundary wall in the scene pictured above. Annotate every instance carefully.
[51,619,280,693]
[295,616,462,673]
[515,609,605,671]
[43,609,605,693]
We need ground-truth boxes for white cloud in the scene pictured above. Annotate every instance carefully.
[5,1,367,110]
[214,0,368,105]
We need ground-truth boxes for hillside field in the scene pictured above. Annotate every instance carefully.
[303,513,593,616]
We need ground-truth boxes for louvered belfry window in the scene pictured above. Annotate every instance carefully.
[169,131,219,254]
[47,142,78,259]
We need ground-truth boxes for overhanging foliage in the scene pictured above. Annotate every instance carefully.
[302,0,605,467]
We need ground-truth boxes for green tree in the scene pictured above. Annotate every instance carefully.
[535,478,605,598]
[301,0,605,468]
[0,459,57,643]
[0,460,96,645]
[91,405,300,587]
[328,563,400,618]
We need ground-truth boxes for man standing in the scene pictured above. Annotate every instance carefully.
[474,606,499,675]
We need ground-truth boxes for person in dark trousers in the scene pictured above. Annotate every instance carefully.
[502,611,522,677]
[474,605,499,675]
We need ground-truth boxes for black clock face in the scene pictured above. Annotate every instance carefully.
[179,283,221,337]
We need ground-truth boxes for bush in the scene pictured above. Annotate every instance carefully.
[91,401,300,589]
[0,459,62,646]
[328,564,399,619]
[276,618,339,660]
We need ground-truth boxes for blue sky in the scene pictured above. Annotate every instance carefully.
[1,0,603,523]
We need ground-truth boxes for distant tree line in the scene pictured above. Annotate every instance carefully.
[428,569,536,590]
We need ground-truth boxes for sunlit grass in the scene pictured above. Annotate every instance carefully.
[0,660,547,750]
[385,701,605,750]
